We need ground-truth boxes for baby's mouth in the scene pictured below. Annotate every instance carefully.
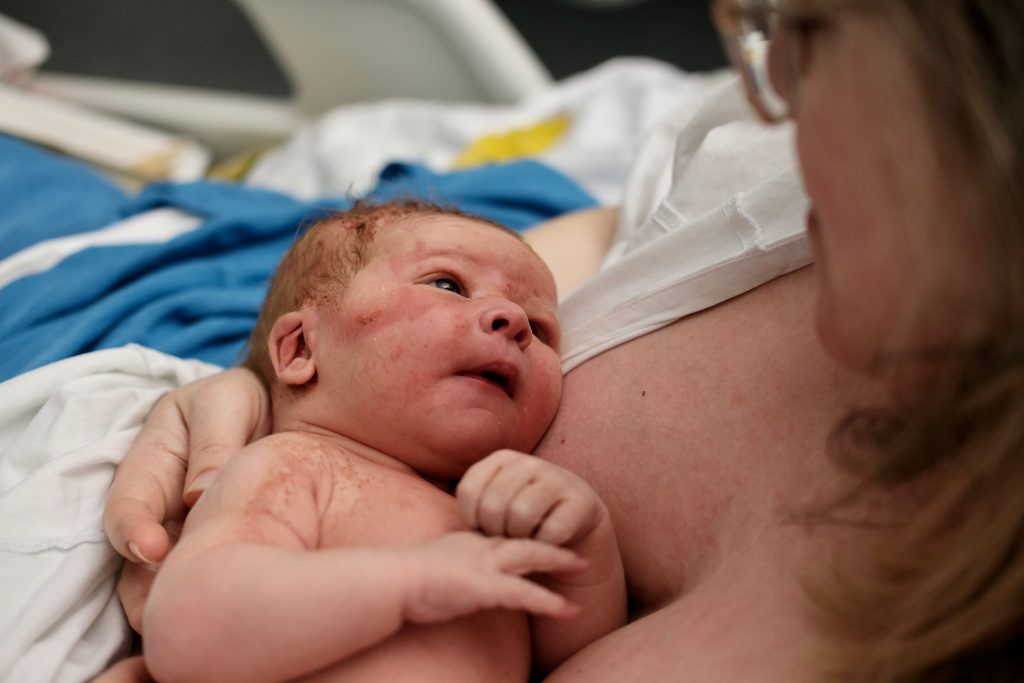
[479,370,508,389]
[458,363,517,398]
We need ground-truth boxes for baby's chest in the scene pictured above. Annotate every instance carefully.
[316,467,464,548]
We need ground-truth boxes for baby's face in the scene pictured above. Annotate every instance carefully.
[312,214,562,478]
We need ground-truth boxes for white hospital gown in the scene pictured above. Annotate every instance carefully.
[560,78,811,372]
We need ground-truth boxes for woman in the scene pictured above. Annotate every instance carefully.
[103,1,1023,680]
[755,1,1023,679]
[711,0,1024,679]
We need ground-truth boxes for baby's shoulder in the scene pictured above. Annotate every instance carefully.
[318,463,463,547]
[250,431,463,545]
[247,431,338,470]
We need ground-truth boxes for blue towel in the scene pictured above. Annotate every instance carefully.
[0,144,596,382]
[0,134,129,260]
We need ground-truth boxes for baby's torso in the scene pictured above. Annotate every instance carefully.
[273,432,530,683]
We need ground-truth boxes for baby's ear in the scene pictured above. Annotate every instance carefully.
[268,310,318,386]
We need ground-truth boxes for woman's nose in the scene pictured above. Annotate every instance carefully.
[481,301,531,350]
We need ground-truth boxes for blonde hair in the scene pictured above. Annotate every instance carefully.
[242,199,521,388]
[810,2,1024,681]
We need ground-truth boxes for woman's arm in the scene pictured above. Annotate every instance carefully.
[523,206,619,297]
[144,440,584,683]
[103,367,271,567]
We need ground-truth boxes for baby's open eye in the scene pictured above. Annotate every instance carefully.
[430,277,464,296]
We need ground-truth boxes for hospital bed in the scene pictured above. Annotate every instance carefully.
[0,2,719,680]
[28,0,554,159]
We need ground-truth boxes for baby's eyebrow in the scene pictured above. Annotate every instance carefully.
[416,247,487,267]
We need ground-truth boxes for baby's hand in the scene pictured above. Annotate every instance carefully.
[456,450,604,548]
[400,531,585,623]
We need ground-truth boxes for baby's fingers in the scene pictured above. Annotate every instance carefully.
[490,575,581,620]
[457,450,511,528]
[457,450,542,536]
[488,539,587,618]
[534,496,599,547]
[404,533,587,624]
[491,536,588,576]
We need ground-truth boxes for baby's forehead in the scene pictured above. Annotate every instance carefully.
[375,213,556,297]
[376,213,533,260]
[385,212,516,239]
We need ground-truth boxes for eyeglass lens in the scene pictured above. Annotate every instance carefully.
[718,1,800,121]
[742,9,791,118]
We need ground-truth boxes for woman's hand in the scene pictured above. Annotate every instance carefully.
[102,367,270,630]
[456,449,604,547]
[91,655,154,683]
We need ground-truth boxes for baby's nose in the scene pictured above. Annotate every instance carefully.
[481,302,531,350]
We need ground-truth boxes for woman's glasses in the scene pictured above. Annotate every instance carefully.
[711,0,801,122]
[712,0,880,123]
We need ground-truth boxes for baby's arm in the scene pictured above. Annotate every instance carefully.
[457,450,627,674]
[143,439,584,683]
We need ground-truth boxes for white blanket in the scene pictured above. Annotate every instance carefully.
[245,57,720,206]
[0,346,219,682]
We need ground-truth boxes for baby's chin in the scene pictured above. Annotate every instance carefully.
[411,430,542,481]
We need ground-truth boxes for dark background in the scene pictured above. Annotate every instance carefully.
[0,0,726,97]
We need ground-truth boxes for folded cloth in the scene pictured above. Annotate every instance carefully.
[0,157,595,383]
[0,345,220,683]
[559,78,812,372]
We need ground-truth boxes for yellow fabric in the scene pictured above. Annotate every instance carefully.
[206,147,268,182]
[453,115,570,168]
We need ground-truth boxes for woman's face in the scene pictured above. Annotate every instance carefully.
[790,3,982,375]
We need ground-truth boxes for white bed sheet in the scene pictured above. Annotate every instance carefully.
[244,57,721,205]
[0,346,218,683]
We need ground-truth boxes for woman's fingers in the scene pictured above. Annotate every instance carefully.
[116,519,182,634]
[91,655,154,683]
[103,395,189,564]
[117,560,159,634]
[104,368,270,563]
[181,368,271,505]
